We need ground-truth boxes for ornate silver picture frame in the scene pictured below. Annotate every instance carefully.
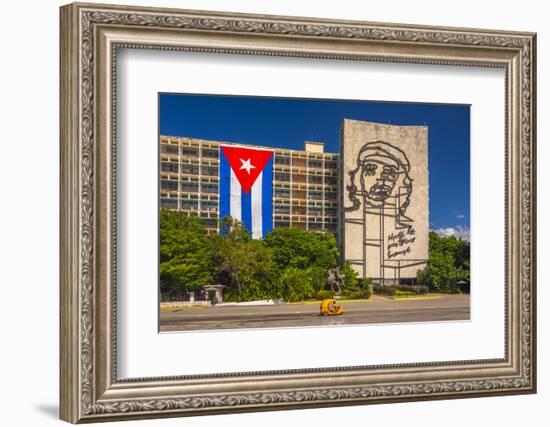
[60,2,536,423]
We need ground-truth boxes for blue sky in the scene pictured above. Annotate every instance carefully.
[159,93,470,237]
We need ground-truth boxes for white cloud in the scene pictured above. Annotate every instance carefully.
[456,214,465,219]
[432,225,470,241]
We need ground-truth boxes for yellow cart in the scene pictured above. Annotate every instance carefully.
[320,299,344,316]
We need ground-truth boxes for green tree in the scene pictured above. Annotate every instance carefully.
[417,231,470,292]
[341,260,358,291]
[212,217,280,301]
[264,227,339,296]
[280,267,315,302]
[159,209,214,300]
[308,265,329,295]
[238,239,281,301]
[264,227,338,270]
[425,251,455,292]
[210,217,250,301]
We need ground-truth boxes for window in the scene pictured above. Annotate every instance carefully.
[274,221,290,228]
[325,160,337,169]
[160,180,178,191]
[274,204,290,214]
[161,162,178,173]
[275,172,290,182]
[161,144,178,155]
[202,148,218,158]
[326,191,337,200]
[181,199,199,210]
[275,156,290,165]
[325,207,337,215]
[308,175,323,184]
[308,205,322,216]
[202,165,218,176]
[308,190,323,200]
[274,188,290,198]
[181,163,200,175]
[327,223,338,233]
[160,198,178,209]
[201,200,218,211]
[308,222,323,230]
[325,176,337,185]
[201,183,219,193]
[181,147,198,157]
[180,181,199,193]
[308,159,323,168]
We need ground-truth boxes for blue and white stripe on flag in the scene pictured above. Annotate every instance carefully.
[219,146,273,239]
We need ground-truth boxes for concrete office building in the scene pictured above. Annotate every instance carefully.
[341,119,428,283]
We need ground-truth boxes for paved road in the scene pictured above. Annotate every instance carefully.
[159,294,470,332]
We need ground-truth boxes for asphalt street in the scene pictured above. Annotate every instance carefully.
[159,294,470,332]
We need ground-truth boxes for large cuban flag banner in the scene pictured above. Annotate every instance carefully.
[219,145,274,239]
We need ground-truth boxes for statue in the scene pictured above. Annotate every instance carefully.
[327,268,344,295]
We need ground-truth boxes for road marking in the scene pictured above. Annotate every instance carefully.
[392,296,444,301]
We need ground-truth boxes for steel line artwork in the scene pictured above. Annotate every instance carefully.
[345,141,426,283]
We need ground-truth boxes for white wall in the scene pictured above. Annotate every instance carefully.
[0,0,546,426]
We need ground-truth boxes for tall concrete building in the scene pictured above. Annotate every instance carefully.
[341,120,429,283]
[159,135,339,234]
[159,119,428,284]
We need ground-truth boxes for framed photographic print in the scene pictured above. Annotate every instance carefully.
[60,2,536,423]
[157,94,470,332]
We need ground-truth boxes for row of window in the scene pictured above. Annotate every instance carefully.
[308,175,337,185]
[160,145,219,158]
[160,198,218,211]
[274,205,337,216]
[161,182,337,204]
[273,189,337,201]
[163,163,334,182]
[161,162,219,176]
[280,158,337,169]
[272,221,337,232]
[275,189,337,200]
[161,145,338,167]
[310,191,337,200]
[274,187,336,200]
[160,180,219,193]
[274,172,337,184]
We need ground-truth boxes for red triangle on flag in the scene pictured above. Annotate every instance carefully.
[221,145,273,194]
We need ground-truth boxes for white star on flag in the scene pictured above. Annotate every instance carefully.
[239,158,256,174]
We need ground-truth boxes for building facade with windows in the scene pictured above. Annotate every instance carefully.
[159,135,339,235]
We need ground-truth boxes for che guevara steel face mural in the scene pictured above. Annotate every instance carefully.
[342,119,429,283]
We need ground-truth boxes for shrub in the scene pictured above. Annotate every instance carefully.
[412,285,429,295]
[308,266,329,294]
[373,284,395,295]
[341,261,358,291]
[317,289,335,300]
[364,287,372,299]
[395,290,416,297]
[341,289,371,300]
[281,267,315,302]
[357,278,373,299]
[372,284,429,296]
